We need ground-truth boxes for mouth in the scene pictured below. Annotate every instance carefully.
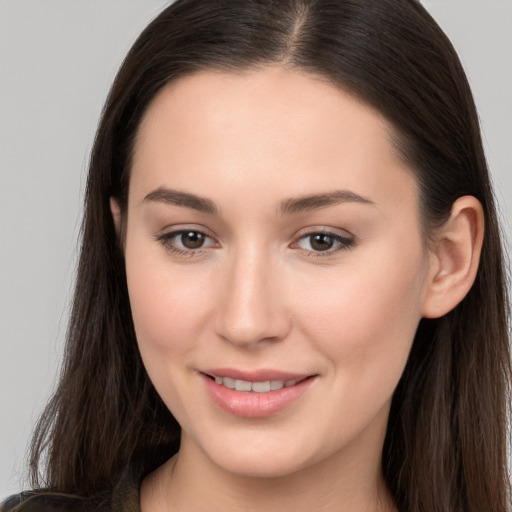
[201,370,317,418]
[204,374,310,393]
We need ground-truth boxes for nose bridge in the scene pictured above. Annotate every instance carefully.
[215,240,289,347]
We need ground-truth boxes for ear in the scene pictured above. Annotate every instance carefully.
[422,196,484,319]
[110,196,122,237]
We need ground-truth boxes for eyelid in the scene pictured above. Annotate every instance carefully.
[292,225,354,239]
[155,225,220,256]
[155,223,217,241]
[290,227,356,256]
[153,224,355,258]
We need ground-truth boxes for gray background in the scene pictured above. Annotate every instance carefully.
[1,0,511,498]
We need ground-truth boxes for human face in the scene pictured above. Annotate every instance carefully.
[124,68,432,478]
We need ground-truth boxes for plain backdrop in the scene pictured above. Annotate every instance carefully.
[1,0,511,498]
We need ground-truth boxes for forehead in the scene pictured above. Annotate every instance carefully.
[135,66,395,157]
[130,67,417,213]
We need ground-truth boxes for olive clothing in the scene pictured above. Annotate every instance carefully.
[0,468,139,512]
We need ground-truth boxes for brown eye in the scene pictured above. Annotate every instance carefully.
[157,229,217,255]
[309,234,335,251]
[180,231,206,249]
[294,231,355,256]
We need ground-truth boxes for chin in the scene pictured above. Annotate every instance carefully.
[214,451,309,479]
[192,430,325,479]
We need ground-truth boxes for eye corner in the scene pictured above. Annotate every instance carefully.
[291,229,356,257]
[154,226,220,257]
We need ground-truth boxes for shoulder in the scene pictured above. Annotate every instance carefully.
[0,492,95,512]
[1,468,140,512]
[1,488,124,512]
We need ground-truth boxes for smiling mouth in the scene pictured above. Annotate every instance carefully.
[205,374,309,393]
[202,372,317,417]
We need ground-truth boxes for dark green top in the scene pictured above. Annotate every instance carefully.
[0,468,140,512]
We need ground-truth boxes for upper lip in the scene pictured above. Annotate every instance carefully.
[201,368,314,382]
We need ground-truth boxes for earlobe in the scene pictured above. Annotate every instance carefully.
[110,197,122,237]
[422,196,484,319]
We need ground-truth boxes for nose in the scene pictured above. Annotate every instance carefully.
[214,247,291,348]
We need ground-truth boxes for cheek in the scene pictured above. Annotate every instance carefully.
[124,246,219,425]
[292,242,427,395]
[125,245,213,361]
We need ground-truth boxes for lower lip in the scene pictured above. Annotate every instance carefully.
[202,374,316,418]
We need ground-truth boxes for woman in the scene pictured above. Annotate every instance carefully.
[2,0,510,511]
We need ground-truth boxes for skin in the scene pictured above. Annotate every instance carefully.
[111,67,484,512]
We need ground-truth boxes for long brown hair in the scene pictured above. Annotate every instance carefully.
[29,1,511,510]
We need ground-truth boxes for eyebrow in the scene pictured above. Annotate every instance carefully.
[279,190,375,215]
[143,187,218,214]
[143,187,374,216]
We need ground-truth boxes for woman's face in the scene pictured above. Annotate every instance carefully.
[123,68,433,478]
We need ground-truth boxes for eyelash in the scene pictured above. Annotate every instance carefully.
[155,229,355,258]
[294,232,355,257]
[156,229,216,257]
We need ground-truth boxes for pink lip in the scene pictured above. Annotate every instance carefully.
[201,369,316,418]
[202,367,310,382]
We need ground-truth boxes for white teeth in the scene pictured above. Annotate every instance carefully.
[270,380,284,391]
[213,376,302,393]
[252,381,271,393]
[235,380,252,392]
[223,377,236,389]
